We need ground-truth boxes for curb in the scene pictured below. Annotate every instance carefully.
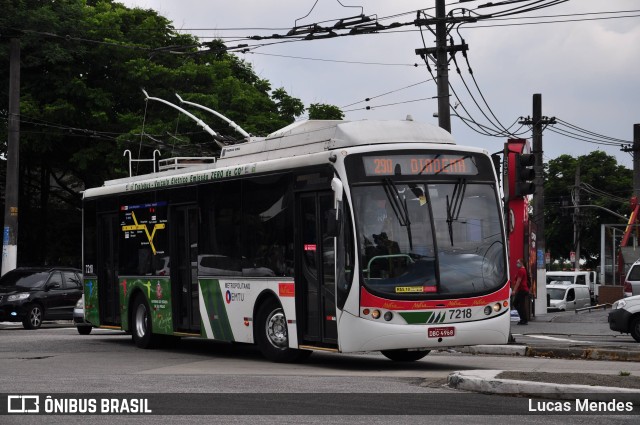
[456,345,527,356]
[457,344,640,362]
[525,346,640,362]
[447,370,640,401]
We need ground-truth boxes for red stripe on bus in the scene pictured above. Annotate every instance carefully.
[360,284,510,310]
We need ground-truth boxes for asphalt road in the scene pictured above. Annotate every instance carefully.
[511,308,639,348]
[1,317,639,424]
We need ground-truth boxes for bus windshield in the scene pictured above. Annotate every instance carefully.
[352,181,505,299]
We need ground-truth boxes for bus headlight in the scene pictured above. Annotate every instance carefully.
[371,310,381,319]
[483,306,492,316]
[383,311,393,321]
[493,303,502,312]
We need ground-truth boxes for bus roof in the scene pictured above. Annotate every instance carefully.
[218,119,455,161]
[85,119,459,198]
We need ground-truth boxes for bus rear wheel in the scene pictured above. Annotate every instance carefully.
[77,326,92,335]
[131,294,158,349]
[255,299,311,363]
[381,349,430,362]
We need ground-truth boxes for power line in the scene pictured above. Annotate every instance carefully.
[546,126,626,147]
[244,51,424,67]
[342,96,436,113]
[556,119,631,144]
[341,79,433,108]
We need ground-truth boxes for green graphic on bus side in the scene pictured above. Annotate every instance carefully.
[83,278,100,326]
[119,277,173,335]
[199,279,234,341]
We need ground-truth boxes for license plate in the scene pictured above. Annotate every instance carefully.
[428,326,455,338]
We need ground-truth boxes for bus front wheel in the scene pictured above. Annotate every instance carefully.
[381,349,430,362]
[255,299,311,363]
[131,294,157,349]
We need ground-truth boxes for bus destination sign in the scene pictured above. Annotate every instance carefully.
[362,154,478,177]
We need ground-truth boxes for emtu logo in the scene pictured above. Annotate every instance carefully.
[7,395,40,413]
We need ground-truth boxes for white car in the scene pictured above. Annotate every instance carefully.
[73,294,92,335]
[624,259,640,297]
[547,284,591,312]
[608,295,640,342]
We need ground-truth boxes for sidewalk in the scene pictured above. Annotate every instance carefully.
[458,343,640,361]
[447,308,640,397]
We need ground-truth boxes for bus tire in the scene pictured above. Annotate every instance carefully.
[22,304,43,330]
[77,326,92,335]
[380,349,430,362]
[255,299,311,363]
[131,294,157,349]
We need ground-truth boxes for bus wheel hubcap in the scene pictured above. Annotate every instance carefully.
[266,310,287,349]
[135,304,147,338]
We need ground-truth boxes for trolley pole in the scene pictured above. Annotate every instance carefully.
[2,38,20,276]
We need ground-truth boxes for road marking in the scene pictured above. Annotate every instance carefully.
[519,334,593,344]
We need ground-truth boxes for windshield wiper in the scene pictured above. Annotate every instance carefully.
[446,178,467,246]
[382,178,413,250]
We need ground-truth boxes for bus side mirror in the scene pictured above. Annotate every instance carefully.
[327,177,344,237]
[325,209,341,237]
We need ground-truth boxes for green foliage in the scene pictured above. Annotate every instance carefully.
[308,103,344,120]
[0,0,305,266]
[544,151,632,268]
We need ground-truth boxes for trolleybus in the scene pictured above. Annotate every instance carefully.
[82,118,510,362]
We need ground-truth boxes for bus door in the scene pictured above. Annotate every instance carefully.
[171,205,200,333]
[296,192,338,345]
[97,213,119,325]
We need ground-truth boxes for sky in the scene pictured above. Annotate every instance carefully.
[117,0,640,169]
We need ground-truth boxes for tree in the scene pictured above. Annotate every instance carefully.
[544,151,632,268]
[308,103,344,120]
[0,0,306,267]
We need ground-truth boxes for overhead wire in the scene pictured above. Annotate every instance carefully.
[556,119,631,144]
[244,51,424,67]
[341,79,433,108]
[449,41,515,136]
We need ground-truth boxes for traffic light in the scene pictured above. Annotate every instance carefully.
[514,153,535,197]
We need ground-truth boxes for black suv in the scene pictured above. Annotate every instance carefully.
[0,267,83,329]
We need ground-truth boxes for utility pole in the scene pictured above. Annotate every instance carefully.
[521,94,556,263]
[574,164,581,271]
[634,124,640,199]
[2,38,20,276]
[519,94,555,315]
[434,1,450,133]
[414,0,469,133]
[531,94,545,264]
